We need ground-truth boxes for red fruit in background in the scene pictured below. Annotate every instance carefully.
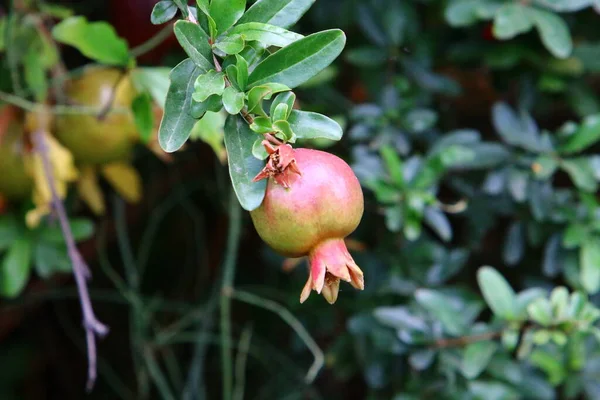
[109,0,178,63]
[250,148,365,304]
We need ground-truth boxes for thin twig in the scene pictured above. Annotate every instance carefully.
[430,331,502,349]
[131,24,175,58]
[0,90,130,115]
[220,191,243,400]
[229,290,325,383]
[233,324,253,400]
[31,124,108,391]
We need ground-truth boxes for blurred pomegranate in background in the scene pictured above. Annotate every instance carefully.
[109,0,178,63]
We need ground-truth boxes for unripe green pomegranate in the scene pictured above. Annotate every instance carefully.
[250,147,365,304]
[0,107,33,200]
[54,66,139,165]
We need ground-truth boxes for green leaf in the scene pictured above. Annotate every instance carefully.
[52,16,130,66]
[247,29,345,89]
[222,86,245,114]
[445,0,480,27]
[415,289,466,335]
[34,243,71,278]
[214,34,245,55]
[380,145,404,187]
[477,266,518,319]
[581,238,600,294]
[559,114,600,154]
[23,48,48,102]
[529,8,572,59]
[190,94,223,118]
[189,111,226,160]
[228,22,303,48]
[492,4,533,40]
[252,137,269,160]
[287,110,343,141]
[151,1,178,25]
[39,219,94,243]
[273,120,295,141]
[130,67,171,107]
[193,70,226,102]
[246,83,290,116]
[423,207,452,242]
[0,238,32,298]
[132,93,155,143]
[239,0,315,28]
[270,91,295,119]
[196,0,209,15]
[249,116,273,134]
[224,116,267,211]
[0,215,19,251]
[174,21,213,71]
[561,158,598,192]
[159,59,203,152]
[462,341,498,379]
[271,103,289,123]
[210,0,246,33]
[527,298,553,326]
[235,55,249,89]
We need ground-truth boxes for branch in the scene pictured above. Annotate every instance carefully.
[220,191,243,400]
[430,331,502,349]
[229,289,325,383]
[130,24,175,58]
[31,118,108,391]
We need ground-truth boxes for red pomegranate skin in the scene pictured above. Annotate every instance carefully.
[250,148,365,304]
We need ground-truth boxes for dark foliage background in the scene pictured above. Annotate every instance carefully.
[1,0,600,399]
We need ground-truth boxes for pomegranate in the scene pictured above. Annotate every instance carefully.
[250,143,365,304]
[0,106,33,200]
[54,66,139,165]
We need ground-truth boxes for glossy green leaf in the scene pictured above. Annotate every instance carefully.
[561,158,598,192]
[130,67,171,107]
[492,4,533,40]
[224,115,267,211]
[190,94,223,119]
[249,116,273,134]
[380,145,404,187]
[530,8,572,59]
[174,21,213,71]
[159,59,203,152]
[246,83,290,116]
[151,1,178,25]
[559,114,600,154]
[423,207,452,242]
[239,0,315,28]
[581,238,600,294]
[287,110,342,141]
[415,289,466,335]
[228,23,303,47]
[235,55,249,89]
[222,86,245,114]
[0,215,19,251]
[193,70,225,102]
[23,48,48,102]
[196,0,209,15]
[39,219,94,244]
[252,137,269,160]
[270,92,295,119]
[445,0,480,27]
[462,341,498,379]
[52,16,130,66]
[0,238,32,298]
[132,93,155,143]
[273,120,295,141]
[247,29,345,89]
[271,103,289,122]
[477,266,518,319]
[214,34,245,55]
[527,298,553,326]
[210,0,246,33]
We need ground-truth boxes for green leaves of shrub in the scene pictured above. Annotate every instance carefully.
[52,16,131,66]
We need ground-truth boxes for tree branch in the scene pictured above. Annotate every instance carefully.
[31,122,108,391]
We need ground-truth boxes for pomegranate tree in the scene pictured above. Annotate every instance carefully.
[250,141,364,304]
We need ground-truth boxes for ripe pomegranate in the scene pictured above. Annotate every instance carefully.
[54,66,139,165]
[250,143,365,304]
[0,106,32,200]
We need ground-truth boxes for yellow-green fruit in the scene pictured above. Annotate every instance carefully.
[54,67,139,165]
[0,108,33,200]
